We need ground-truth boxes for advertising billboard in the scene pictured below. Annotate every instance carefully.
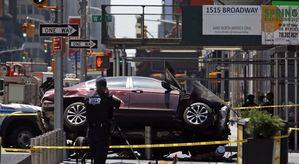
[262,5,299,45]
[202,5,261,35]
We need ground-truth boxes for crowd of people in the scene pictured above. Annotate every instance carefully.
[242,92,274,115]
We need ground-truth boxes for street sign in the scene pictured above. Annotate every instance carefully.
[92,15,101,22]
[39,24,79,37]
[92,15,112,22]
[69,40,98,49]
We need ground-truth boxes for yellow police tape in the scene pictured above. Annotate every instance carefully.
[273,134,289,140]
[1,139,246,152]
[2,148,32,153]
[233,104,299,110]
[289,128,299,132]
[31,139,246,150]
[0,113,38,117]
[1,132,295,152]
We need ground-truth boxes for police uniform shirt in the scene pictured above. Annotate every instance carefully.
[85,92,120,125]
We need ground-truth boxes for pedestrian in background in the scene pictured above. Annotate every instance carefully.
[242,94,257,107]
[85,77,121,164]
[262,92,274,115]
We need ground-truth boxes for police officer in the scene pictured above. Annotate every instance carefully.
[85,77,121,164]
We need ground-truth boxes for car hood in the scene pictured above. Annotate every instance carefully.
[191,81,226,105]
[42,85,91,101]
[164,62,226,105]
[0,103,41,113]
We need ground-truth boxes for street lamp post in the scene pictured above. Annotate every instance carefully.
[54,0,64,130]
[79,0,88,82]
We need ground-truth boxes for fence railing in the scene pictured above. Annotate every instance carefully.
[31,129,66,164]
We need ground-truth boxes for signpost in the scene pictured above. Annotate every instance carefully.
[39,24,79,36]
[69,40,98,49]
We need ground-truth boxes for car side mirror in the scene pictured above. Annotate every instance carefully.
[162,81,172,91]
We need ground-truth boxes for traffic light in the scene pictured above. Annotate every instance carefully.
[209,71,221,83]
[51,37,62,54]
[21,22,36,38]
[95,56,109,70]
[32,0,48,8]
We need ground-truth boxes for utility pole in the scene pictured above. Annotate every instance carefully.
[80,0,88,82]
[54,0,64,129]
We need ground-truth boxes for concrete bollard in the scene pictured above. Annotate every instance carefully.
[45,134,49,164]
[31,138,35,164]
[40,135,45,164]
[63,131,67,161]
[145,126,152,160]
[50,132,53,164]
[30,129,65,164]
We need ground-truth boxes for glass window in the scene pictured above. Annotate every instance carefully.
[21,5,26,14]
[86,77,127,89]
[27,5,33,15]
[132,77,162,89]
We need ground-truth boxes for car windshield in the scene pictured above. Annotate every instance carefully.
[192,81,226,105]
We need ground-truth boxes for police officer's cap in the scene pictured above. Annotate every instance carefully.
[96,77,107,88]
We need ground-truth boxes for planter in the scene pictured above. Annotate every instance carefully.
[243,138,274,164]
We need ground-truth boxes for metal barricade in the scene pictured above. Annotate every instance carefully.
[31,129,66,164]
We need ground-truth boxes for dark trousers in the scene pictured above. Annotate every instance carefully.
[88,123,110,164]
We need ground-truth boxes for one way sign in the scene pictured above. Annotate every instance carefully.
[69,40,98,49]
[39,24,79,37]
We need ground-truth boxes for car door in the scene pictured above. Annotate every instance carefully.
[129,77,167,110]
[106,77,130,110]
[128,77,180,126]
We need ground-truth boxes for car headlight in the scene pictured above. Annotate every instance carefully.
[42,101,54,110]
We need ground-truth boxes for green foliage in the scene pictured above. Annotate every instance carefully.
[243,110,284,139]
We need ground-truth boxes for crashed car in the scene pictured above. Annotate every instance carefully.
[40,68,230,156]
[0,103,42,148]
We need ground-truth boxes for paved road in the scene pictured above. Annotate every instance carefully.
[0,152,30,164]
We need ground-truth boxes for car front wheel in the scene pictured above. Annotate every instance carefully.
[183,102,213,128]
[64,102,87,132]
[9,126,38,148]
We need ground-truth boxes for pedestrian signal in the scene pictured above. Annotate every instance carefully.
[95,56,109,69]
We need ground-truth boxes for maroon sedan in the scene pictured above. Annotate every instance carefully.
[40,70,230,156]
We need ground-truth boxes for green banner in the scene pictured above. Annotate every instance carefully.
[272,1,299,6]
